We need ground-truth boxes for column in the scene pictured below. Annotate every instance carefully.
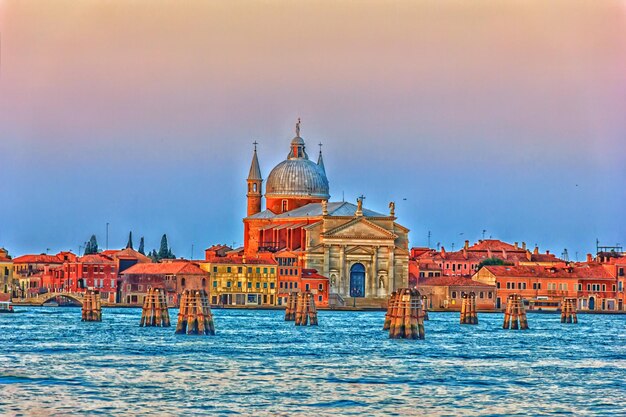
[340,245,347,296]
[387,246,395,296]
[370,246,378,298]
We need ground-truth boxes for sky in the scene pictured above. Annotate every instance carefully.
[0,1,624,260]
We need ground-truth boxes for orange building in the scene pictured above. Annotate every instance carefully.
[120,261,209,306]
[473,263,618,311]
[417,276,496,311]
[411,239,564,278]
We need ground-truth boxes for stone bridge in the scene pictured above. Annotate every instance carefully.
[29,292,86,306]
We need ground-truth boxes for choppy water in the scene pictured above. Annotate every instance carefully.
[0,307,625,416]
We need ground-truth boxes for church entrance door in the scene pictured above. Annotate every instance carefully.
[350,263,366,298]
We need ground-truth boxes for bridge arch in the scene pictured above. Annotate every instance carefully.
[37,293,84,306]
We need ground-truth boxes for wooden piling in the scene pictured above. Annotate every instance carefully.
[175,289,215,335]
[461,292,478,325]
[386,288,425,340]
[503,294,528,330]
[284,292,297,321]
[81,290,102,322]
[140,288,171,327]
[560,298,578,324]
[421,295,429,321]
[295,291,318,326]
[383,291,397,330]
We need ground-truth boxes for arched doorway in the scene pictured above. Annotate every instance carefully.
[588,297,595,310]
[350,263,365,298]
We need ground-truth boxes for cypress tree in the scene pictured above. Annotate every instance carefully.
[84,235,98,255]
[158,234,169,259]
[138,237,145,255]
[126,231,133,250]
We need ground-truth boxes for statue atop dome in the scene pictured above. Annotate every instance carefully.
[295,117,301,137]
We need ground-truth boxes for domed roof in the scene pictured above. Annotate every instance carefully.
[266,134,329,200]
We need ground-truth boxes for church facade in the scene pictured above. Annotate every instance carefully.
[243,121,409,302]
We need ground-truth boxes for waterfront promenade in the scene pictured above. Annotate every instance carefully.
[1,308,624,416]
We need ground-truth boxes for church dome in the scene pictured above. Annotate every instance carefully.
[266,129,330,200]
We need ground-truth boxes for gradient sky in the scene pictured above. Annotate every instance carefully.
[1,1,624,259]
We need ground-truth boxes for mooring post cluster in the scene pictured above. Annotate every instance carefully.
[284,291,298,321]
[503,293,529,330]
[81,290,102,322]
[294,291,318,326]
[140,287,171,327]
[175,289,215,335]
[421,295,429,321]
[560,298,578,324]
[460,292,478,325]
[384,288,425,339]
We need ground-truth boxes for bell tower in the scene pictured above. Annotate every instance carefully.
[247,142,263,217]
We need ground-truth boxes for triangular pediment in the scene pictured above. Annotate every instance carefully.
[345,246,375,256]
[323,217,397,240]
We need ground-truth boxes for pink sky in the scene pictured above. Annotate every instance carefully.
[0,1,624,256]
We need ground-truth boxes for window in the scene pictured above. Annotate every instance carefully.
[256,267,260,274]
[263,283,268,289]
[238,267,242,273]
[270,268,275,274]
[270,283,275,289]
[619,282,623,292]
[180,278,186,288]
[479,292,484,299]
[213,266,218,273]
[318,284,323,291]
[305,284,310,291]
[263,268,268,274]
[452,264,456,271]
[496,282,501,289]
[576,283,582,291]
[256,282,260,289]
[111,279,115,288]
[619,268,624,277]
[226,281,231,288]
[488,292,493,299]
[318,295,322,302]
[289,282,293,289]
[294,282,298,288]
[602,284,606,292]
[451,291,457,299]
[587,284,591,291]
[612,284,616,292]
[247,267,252,273]
[227,267,232,273]
[237,282,242,288]
[213,281,217,288]
[282,200,288,212]
[247,282,252,289]
[253,183,257,192]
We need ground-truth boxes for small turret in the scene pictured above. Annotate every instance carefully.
[247,142,263,217]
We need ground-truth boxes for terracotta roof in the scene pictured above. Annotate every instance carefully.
[484,264,614,280]
[0,256,12,262]
[12,254,64,264]
[101,250,120,256]
[419,276,494,287]
[467,239,523,252]
[529,253,561,262]
[113,248,152,263]
[301,269,329,280]
[122,262,208,276]
[78,254,115,264]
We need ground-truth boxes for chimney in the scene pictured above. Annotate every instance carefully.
[586,253,593,263]
[546,250,550,255]
[441,246,446,255]
[522,242,526,250]
[487,248,492,258]
[502,249,507,260]
[533,246,539,255]
[464,240,469,250]
[514,242,518,249]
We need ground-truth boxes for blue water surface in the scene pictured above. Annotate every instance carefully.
[0,308,624,416]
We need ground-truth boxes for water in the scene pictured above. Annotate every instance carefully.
[0,308,625,416]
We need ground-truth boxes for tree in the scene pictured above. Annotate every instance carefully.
[126,231,133,250]
[158,234,169,259]
[477,257,511,269]
[138,237,145,255]
[84,235,99,255]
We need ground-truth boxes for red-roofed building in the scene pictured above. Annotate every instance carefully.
[410,240,565,279]
[120,261,209,306]
[474,263,619,311]
[49,254,119,302]
[417,275,496,311]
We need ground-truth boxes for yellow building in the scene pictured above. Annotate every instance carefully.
[0,248,13,295]
[198,257,278,306]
